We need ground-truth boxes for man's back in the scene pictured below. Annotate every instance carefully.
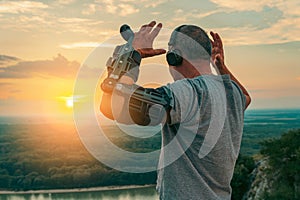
[99,21,251,200]
[157,74,246,200]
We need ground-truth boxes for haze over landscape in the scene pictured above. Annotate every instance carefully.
[0,0,299,118]
[0,1,300,199]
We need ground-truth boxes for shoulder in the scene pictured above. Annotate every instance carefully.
[161,78,203,97]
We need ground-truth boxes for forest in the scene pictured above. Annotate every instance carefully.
[0,109,299,199]
[260,129,300,199]
[0,123,253,195]
[0,124,158,190]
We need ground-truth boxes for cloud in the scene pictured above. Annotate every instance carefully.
[200,6,283,30]
[151,12,161,15]
[55,17,104,35]
[0,1,48,14]
[0,55,20,62]
[96,0,168,11]
[98,0,117,14]
[95,0,139,16]
[0,2,103,35]
[215,19,300,46]
[58,17,94,23]
[201,0,300,45]
[144,0,169,8]
[0,82,12,87]
[209,0,278,12]
[120,0,137,2]
[60,41,121,49]
[119,4,139,16]
[55,0,75,5]
[208,0,300,19]
[81,4,98,15]
[0,55,20,67]
[0,54,80,79]
[60,42,101,49]
[19,15,46,23]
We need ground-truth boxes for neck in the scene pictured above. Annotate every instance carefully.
[184,59,212,77]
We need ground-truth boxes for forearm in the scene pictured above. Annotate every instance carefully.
[100,42,141,120]
[219,65,251,108]
[100,21,167,123]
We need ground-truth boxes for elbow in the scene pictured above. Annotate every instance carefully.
[100,102,114,120]
[245,95,251,109]
[129,107,168,126]
[100,93,115,120]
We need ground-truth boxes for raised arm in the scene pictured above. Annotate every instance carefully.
[210,31,251,109]
[119,21,166,84]
[100,21,169,125]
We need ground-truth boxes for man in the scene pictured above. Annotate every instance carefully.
[100,21,251,200]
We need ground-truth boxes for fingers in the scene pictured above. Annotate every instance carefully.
[139,21,156,33]
[210,31,223,48]
[134,21,164,56]
[138,21,162,39]
[150,23,162,39]
[210,31,216,39]
[148,21,156,27]
[210,31,216,45]
[215,33,223,48]
[210,31,219,42]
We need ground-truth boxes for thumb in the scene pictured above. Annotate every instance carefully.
[153,49,166,56]
[139,48,166,58]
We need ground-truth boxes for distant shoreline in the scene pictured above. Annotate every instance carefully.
[0,184,156,195]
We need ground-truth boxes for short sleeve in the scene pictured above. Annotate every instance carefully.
[160,79,201,125]
[231,81,247,110]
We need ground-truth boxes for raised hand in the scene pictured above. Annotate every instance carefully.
[132,21,166,58]
[210,31,226,73]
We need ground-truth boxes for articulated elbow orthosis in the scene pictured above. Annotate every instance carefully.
[101,42,141,93]
[100,27,170,125]
[113,84,170,125]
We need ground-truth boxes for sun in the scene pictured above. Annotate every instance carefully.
[66,98,73,108]
[57,96,74,110]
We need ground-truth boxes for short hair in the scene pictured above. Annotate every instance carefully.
[169,25,212,60]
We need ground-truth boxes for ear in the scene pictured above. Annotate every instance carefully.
[166,49,183,66]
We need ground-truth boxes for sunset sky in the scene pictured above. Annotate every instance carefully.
[0,0,299,117]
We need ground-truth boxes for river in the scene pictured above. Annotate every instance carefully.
[0,186,159,200]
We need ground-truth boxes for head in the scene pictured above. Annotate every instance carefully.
[166,25,212,80]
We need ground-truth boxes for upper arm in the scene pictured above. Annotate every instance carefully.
[100,84,172,126]
[126,86,172,126]
[160,80,202,125]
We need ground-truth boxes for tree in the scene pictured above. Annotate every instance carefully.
[231,154,255,200]
[260,129,300,200]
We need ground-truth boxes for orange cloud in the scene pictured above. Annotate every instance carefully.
[0,55,20,67]
[0,54,79,79]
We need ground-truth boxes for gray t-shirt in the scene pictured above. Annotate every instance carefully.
[156,74,246,200]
